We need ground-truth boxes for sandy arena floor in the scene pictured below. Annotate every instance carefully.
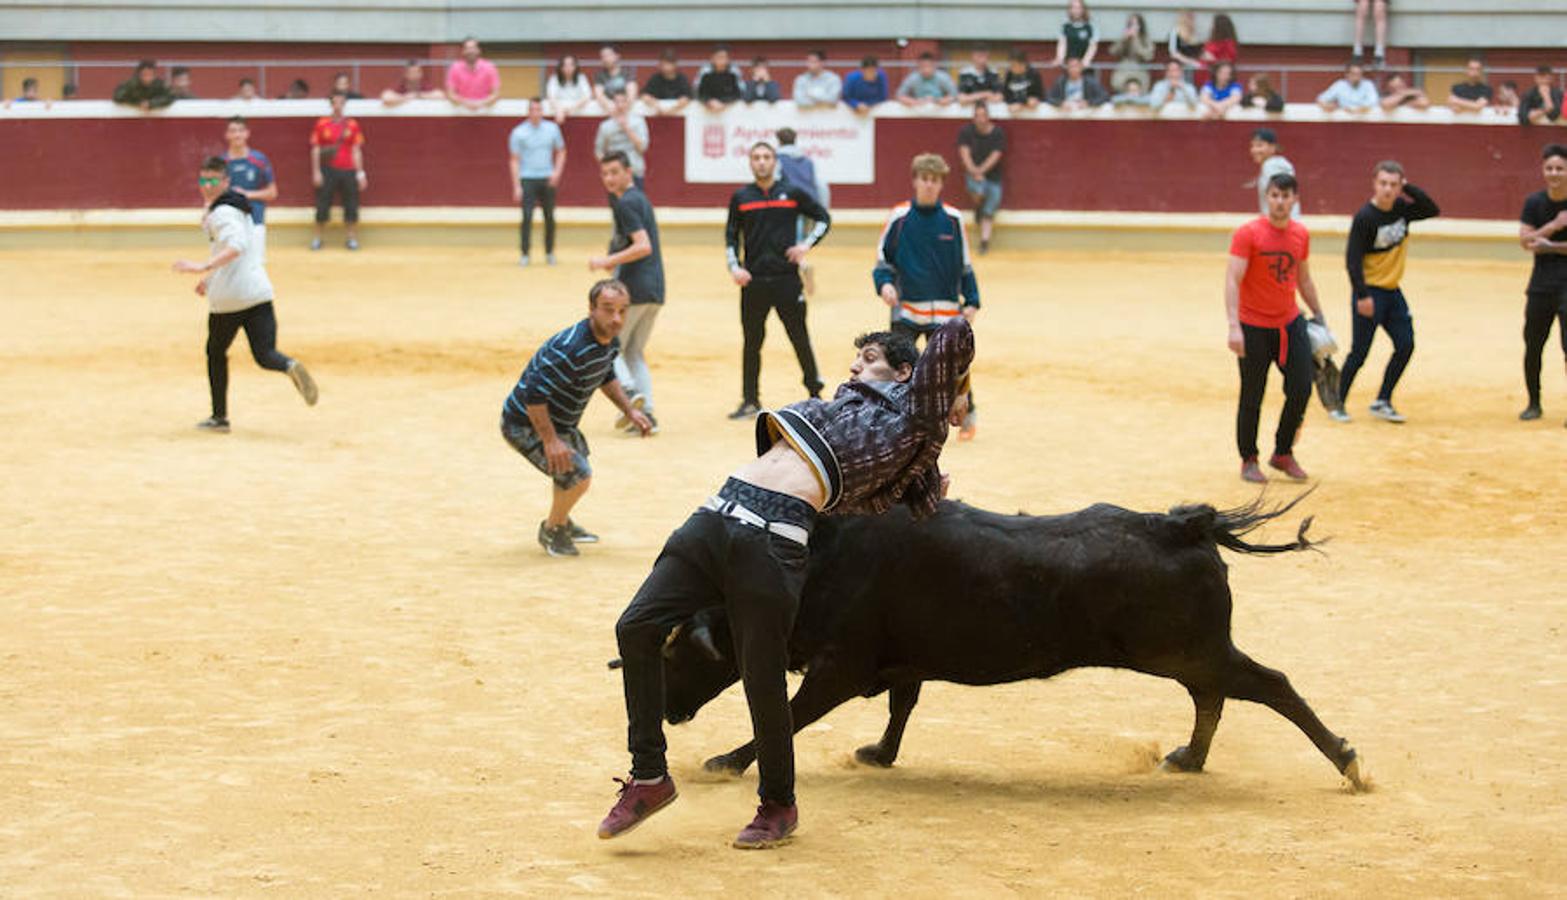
[1,233,1564,897]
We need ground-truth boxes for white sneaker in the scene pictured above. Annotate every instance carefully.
[1368,400,1405,423]
[615,394,646,430]
[519,254,530,267]
[287,360,319,406]
[1328,408,1353,423]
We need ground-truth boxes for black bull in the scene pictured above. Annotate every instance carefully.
[618,496,1366,790]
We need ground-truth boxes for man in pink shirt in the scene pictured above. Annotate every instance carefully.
[446,37,501,110]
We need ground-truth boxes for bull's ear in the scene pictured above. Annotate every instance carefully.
[690,623,725,662]
[661,623,685,659]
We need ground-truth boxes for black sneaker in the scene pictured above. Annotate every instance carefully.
[1519,405,1542,421]
[196,416,231,433]
[538,521,579,557]
[567,518,599,544]
[727,402,760,420]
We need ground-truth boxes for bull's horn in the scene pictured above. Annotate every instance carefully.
[691,623,724,661]
[661,623,685,659]
[607,658,623,669]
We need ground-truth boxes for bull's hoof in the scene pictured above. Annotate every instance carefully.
[853,744,896,768]
[702,753,750,776]
[1340,748,1371,793]
[1160,745,1205,774]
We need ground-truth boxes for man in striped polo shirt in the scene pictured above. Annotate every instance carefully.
[873,153,981,438]
[500,279,652,557]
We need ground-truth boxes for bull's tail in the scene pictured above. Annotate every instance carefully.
[1166,489,1322,555]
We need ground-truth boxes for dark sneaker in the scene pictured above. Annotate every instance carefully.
[1268,453,1309,481]
[196,416,231,433]
[1519,405,1542,421]
[733,800,798,850]
[345,238,360,251]
[597,776,677,839]
[566,518,599,544]
[1328,407,1353,424]
[615,394,646,430]
[727,401,761,420]
[1240,456,1266,484]
[287,360,319,406]
[1368,400,1405,423]
[537,521,579,558]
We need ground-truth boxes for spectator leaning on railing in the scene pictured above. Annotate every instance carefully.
[696,45,744,111]
[792,49,842,109]
[113,60,175,111]
[641,50,693,115]
[743,58,781,104]
[897,53,957,107]
[330,72,363,101]
[1519,65,1564,127]
[382,62,442,107]
[1052,0,1098,70]
[546,54,594,121]
[5,77,48,108]
[446,37,501,110]
[1148,60,1199,111]
[1318,62,1379,113]
[1110,13,1153,92]
[1243,74,1284,113]
[1047,57,1108,111]
[957,45,1003,104]
[1200,62,1242,120]
[234,78,259,101]
[1110,79,1148,108]
[843,56,889,112]
[1447,59,1492,113]
[280,79,309,100]
[1496,82,1522,117]
[1003,51,1045,111]
[1380,74,1429,111]
[595,44,638,107]
[170,66,196,99]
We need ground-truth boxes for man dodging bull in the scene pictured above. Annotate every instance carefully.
[600,317,974,849]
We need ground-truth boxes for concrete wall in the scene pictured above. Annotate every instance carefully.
[2,1,1566,48]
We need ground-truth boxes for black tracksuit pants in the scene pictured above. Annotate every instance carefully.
[1236,316,1313,460]
[519,178,557,255]
[1523,286,1567,407]
[740,274,823,405]
[207,301,293,419]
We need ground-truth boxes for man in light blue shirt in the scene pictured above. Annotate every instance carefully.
[1317,62,1380,112]
[791,49,842,108]
[508,97,567,265]
[897,53,957,107]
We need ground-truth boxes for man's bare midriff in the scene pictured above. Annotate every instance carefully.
[730,440,827,511]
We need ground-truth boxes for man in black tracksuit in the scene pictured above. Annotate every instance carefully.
[725,141,832,419]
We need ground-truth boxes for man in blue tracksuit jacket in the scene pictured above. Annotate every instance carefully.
[872,152,981,437]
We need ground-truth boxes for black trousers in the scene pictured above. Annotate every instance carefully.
[1523,286,1567,407]
[314,167,360,224]
[1340,286,1415,405]
[207,301,292,418]
[519,178,556,255]
[892,319,975,412]
[740,274,823,405]
[616,510,808,805]
[1236,316,1313,460]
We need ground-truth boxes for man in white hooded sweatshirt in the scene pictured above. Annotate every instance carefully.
[173,156,318,432]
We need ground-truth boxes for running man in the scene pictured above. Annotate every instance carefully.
[1518,143,1567,425]
[500,279,652,557]
[724,142,831,420]
[222,116,276,262]
[1225,172,1327,483]
[601,317,974,850]
[590,152,664,433]
[172,156,318,433]
[873,153,981,439]
[1337,161,1439,423]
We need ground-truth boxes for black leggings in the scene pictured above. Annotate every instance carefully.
[207,301,292,418]
[1523,287,1567,407]
[616,508,808,805]
[519,178,556,255]
[1340,286,1415,405]
[1236,317,1313,460]
[314,167,360,224]
[740,275,822,404]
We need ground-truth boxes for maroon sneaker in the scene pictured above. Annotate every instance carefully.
[1239,456,1267,484]
[1268,453,1309,481]
[732,800,798,850]
[597,776,677,839]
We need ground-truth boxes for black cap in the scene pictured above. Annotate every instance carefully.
[1251,128,1278,144]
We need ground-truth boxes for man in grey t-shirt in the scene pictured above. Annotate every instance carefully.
[590,151,665,432]
[594,93,650,187]
[1249,129,1300,219]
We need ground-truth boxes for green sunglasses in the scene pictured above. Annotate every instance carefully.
[198,176,224,186]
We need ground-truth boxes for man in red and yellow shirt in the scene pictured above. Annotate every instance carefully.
[1225,172,1327,483]
[309,90,367,250]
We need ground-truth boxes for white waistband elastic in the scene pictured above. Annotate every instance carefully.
[700,497,811,546]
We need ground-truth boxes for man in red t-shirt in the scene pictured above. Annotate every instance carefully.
[1225,172,1327,483]
[309,90,368,250]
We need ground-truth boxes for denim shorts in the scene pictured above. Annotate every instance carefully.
[500,414,592,489]
[964,176,1003,217]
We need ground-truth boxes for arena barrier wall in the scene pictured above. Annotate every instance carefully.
[0,100,1553,220]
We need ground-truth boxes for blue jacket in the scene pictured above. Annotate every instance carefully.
[872,200,980,331]
[843,69,889,108]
